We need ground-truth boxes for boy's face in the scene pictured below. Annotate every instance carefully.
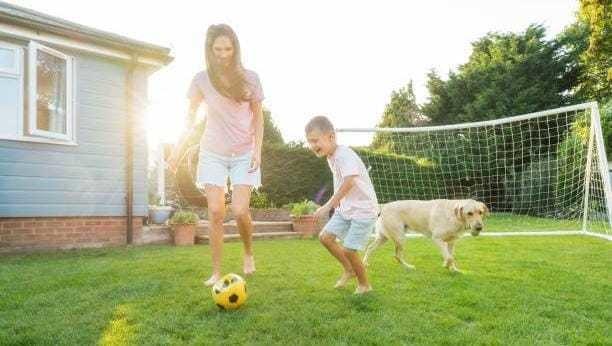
[306,129,336,158]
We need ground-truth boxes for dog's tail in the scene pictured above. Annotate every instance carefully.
[374,216,386,239]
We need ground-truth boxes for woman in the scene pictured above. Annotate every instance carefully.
[175,24,264,286]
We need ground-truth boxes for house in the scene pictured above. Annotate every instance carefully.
[0,1,172,252]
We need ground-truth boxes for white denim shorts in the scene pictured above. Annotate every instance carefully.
[197,150,261,189]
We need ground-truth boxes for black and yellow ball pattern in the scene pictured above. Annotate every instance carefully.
[211,273,247,310]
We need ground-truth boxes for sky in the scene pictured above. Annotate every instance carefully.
[8,0,579,148]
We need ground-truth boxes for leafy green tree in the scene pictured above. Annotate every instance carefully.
[422,25,573,124]
[575,0,612,102]
[263,108,284,145]
[559,1,611,156]
[371,81,423,151]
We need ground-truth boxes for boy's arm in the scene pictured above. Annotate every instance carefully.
[314,175,357,221]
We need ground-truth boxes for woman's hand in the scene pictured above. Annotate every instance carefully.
[249,151,261,173]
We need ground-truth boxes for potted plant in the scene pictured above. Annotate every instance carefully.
[148,195,174,225]
[169,210,199,246]
[288,200,321,238]
[249,190,291,221]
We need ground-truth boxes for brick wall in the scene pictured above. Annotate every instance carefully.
[0,217,143,253]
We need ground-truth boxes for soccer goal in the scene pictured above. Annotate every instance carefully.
[337,102,612,240]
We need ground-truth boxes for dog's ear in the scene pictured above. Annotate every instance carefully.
[480,203,490,216]
[454,205,464,220]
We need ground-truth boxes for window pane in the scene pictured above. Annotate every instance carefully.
[0,77,20,136]
[0,47,15,70]
[36,49,67,134]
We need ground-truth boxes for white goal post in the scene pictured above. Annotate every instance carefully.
[337,102,612,240]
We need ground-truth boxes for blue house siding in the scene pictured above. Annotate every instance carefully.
[0,51,149,217]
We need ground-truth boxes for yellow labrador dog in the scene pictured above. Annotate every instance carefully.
[363,199,489,272]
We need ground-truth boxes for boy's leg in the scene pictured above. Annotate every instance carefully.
[342,248,371,293]
[319,233,349,268]
[204,185,226,286]
[342,218,377,294]
[231,185,255,275]
[320,213,356,287]
[319,232,355,287]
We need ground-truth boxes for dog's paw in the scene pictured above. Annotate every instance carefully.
[443,258,455,268]
[448,266,462,274]
[403,264,415,270]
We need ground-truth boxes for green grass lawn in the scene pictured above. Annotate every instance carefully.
[481,213,611,234]
[1,236,610,345]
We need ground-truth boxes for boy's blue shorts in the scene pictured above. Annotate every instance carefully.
[322,212,376,251]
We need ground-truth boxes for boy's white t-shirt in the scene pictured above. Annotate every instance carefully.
[327,145,379,219]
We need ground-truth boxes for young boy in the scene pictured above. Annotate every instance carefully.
[305,115,379,294]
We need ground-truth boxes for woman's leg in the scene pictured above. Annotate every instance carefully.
[231,185,255,275]
[204,184,226,286]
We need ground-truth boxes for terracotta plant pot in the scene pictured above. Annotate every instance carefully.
[172,224,195,246]
[291,215,321,238]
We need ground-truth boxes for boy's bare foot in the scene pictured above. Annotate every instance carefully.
[204,274,221,287]
[354,284,372,295]
[334,271,355,289]
[243,254,256,276]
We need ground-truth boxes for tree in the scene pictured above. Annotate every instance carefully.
[556,19,590,101]
[371,81,424,151]
[263,108,284,145]
[558,0,611,155]
[422,25,573,124]
[573,0,611,102]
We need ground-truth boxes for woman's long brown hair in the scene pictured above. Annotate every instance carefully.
[205,24,251,102]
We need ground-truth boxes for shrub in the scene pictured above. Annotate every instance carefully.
[505,155,558,217]
[169,210,199,225]
[250,190,273,209]
[286,200,319,217]
[261,143,332,206]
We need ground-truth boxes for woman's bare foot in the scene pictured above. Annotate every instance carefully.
[243,254,256,276]
[334,271,355,289]
[354,284,372,295]
[204,274,221,287]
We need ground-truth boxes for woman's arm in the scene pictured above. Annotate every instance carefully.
[249,100,264,172]
[168,96,203,171]
[186,95,203,128]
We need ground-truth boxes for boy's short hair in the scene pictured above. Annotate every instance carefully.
[305,115,335,134]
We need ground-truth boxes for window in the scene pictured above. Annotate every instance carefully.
[0,42,23,139]
[28,41,74,142]
[0,40,75,144]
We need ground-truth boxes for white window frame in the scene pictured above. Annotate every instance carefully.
[27,41,75,142]
[0,41,24,138]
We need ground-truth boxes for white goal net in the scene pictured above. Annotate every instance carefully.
[337,103,612,238]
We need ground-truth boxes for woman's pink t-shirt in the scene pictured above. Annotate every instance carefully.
[187,70,264,156]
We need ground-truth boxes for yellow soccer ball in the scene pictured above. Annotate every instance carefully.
[211,273,248,310]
